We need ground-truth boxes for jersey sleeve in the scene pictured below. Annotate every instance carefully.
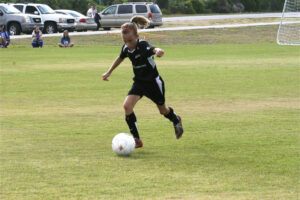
[119,45,127,59]
[142,41,155,57]
[5,31,10,39]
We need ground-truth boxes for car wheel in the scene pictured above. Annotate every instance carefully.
[148,25,155,29]
[44,22,57,34]
[8,22,21,35]
[103,27,111,31]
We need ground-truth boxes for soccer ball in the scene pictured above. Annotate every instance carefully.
[112,133,135,156]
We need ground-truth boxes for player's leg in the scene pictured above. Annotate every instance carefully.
[123,94,140,115]
[32,41,37,48]
[1,38,6,47]
[39,40,43,48]
[123,95,143,148]
[145,76,184,139]
[157,104,183,139]
[5,40,10,48]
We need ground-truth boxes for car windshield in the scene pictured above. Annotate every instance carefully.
[37,5,55,14]
[0,5,21,14]
[69,11,84,18]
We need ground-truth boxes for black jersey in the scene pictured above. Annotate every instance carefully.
[120,39,159,82]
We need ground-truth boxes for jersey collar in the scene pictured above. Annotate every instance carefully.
[127,39,141,53]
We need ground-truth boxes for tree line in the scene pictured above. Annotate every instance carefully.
[160,0,285,14]
[3,0,285,14]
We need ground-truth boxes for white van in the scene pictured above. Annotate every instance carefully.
[12,3,75,34]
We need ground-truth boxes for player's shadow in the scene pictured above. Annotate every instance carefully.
[117,150,157,159]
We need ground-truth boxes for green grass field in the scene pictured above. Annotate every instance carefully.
[1,27,300,199]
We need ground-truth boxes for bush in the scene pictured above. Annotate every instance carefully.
[257,0,270,11]
[184,0,197,14]
[157,0,169,9]
[191,0,205,13]
[168,0,197,14]
[207,0,232,13]
[240,0,258,11]
[270,0,285,11]
[232,3,245,12]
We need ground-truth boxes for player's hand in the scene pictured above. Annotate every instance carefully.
[155,48,164,58]
[102,71,111,81]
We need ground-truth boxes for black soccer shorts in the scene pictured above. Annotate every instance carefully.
[128,76,165,106]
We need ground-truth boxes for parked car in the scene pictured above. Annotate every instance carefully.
[55,9,97,31]
[12,3,75,34]
[0,3,43,35]
[100,2,163,30]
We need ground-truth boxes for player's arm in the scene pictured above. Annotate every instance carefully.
[102,56,124,81]
[153,48,164,58]
[32,32,36,41]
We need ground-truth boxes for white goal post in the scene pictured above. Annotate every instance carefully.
[277,0,300,45]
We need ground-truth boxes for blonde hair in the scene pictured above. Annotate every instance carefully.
[121,16,150,35]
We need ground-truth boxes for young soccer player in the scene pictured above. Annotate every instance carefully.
[0,25,10,48]
[58,30,74,48]
[102,16,183,148]
[32,26,43,48]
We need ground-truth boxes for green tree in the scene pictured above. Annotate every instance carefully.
[191,0,205,13]
[157,0,169,9]
[207,0,232,13]
[240,0,258,11]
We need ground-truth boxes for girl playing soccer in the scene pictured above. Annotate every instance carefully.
[102,16,183,148]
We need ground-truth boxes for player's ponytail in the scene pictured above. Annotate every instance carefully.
[121,16,150,35]
[130,16,150,29]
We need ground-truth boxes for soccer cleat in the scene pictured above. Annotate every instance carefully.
[174,115,183,139]
[134,138,143,148]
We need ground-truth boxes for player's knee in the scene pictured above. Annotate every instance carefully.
[159,110,165,115]
[158,107,168,115]
[123,103,133,113]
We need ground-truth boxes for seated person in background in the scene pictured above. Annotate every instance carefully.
[0,25,10,48]
[32,26,43,48]
[58,30,74,48]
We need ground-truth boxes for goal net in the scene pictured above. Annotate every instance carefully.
[277,0,300,45]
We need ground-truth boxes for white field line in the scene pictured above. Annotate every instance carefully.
[11,22,281,40]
